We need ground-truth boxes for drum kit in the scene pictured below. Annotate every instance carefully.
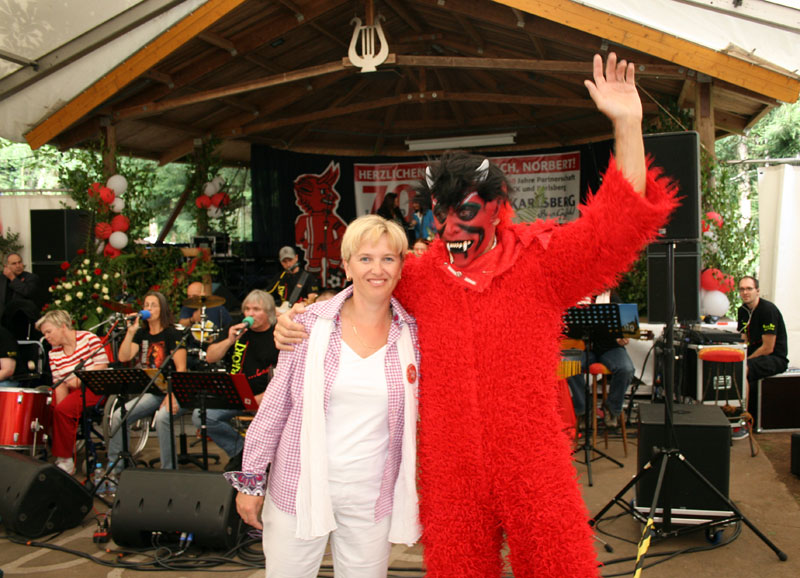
[181,294,226,371]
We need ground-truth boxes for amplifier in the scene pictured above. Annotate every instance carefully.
[755,373,800,432]
[635,403,732,524]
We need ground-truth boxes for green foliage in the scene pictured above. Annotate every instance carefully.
[0,229,23,259]
[57,143,156,244]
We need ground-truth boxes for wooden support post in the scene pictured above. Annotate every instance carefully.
[101,121,117,178]
[156,140,205,244]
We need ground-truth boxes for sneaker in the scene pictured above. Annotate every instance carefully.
[731,426,749,440]
[55,457,75,474]
[604,412,619,429]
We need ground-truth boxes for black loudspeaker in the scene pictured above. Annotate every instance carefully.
[791,433,800,477]
[111,469,243,548]
[643,132,701,242]
[0,450,92,537]
[646,242,700,323]
[30,209,90,285]
[636,404,731,513]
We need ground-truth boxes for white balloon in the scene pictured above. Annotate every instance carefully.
[203,181,219,196]
[207,206,223,219]
[211,175,226,188]
[106,174,128,196]
[702,290,729,317]
[110,197,126,213]
[108,231,129,250]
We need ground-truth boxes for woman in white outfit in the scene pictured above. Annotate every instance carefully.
[225,214,420,577]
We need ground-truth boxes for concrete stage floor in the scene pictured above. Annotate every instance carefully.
[1,414,799,577]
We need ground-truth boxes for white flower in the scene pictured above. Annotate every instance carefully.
[83,259,90,265]
[63,282,73,290]
[93,283,100,290]
[64,294,72,302]
[54,299,62,306]
[48,286,54,293]
[96,307,103,314]
[114,272,120,278]
[85,276,91,283]
[76,291,84,299]
[102,286,109,294]
[103,273,109,280]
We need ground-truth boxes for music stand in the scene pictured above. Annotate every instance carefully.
[170,372,257,470]
[564,303,627,486]
[76,368,155,496]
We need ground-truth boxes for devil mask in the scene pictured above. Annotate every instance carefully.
[421,151,510,268]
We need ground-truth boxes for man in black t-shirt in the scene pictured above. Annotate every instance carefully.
[0,325,19,386]
[199,290,279,463]
[737,276,788,397]
[266,246,320,309]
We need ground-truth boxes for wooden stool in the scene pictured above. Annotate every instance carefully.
[589,362,628,457]
[698,347,758,456]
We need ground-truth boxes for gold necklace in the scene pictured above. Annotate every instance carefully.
[348,314,390,350]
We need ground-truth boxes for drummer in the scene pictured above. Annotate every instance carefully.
[178,281,232,369]
[36,310,109,474]
[0,325,18,387]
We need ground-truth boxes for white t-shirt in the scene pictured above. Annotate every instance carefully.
[326,342,390,485]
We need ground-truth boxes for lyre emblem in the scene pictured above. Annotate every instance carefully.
[348,15,389,73]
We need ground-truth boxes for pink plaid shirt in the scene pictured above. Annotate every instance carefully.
[226,285,419,522]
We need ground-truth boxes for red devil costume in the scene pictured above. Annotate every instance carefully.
[394,155,677,576]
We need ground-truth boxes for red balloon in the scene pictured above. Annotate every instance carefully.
[111,214,130,232]
[210,192,225,208]
[87,182,102,197]
[195,195,211,209]
[99,186,115,204]
[103,244,121,259]
[95,222,113,240]
[701,268,734,293]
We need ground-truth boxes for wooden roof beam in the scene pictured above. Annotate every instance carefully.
[493,0,800,102]
[25,0,251,150]
[114,59,356,121]
[198,31,239,55]
[454,13,485,54]
[274,0,305,22]
[433,70,466,126]
[510,8,547,58]
[374,77,408,154]
[383,0,424,33]
[146,69,175,88]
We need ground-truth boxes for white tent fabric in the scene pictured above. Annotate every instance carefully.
[0,0,206,143]
[757,164,799,366]
[578,0,800,75]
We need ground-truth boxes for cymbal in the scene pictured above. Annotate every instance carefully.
[183,294,225,309]
[100,299,137,314]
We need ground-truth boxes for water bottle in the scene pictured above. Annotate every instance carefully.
[92,462,106,495]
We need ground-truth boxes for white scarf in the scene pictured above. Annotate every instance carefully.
[295,314,420,546]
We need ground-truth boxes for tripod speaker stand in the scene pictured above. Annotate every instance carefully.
[589,242,787,571]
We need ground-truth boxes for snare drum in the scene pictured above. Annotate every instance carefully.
[0,388,53,449]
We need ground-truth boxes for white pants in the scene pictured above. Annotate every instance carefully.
[261,480,391,578]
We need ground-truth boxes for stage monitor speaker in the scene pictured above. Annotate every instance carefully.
[643,131,701,242]
[646,242,700,323]
[0,450,92,537]
[636,404,731,513]
[111,469,243,548]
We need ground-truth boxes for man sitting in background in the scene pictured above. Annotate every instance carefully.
[1,252,43,338]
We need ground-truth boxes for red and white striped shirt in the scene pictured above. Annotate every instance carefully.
[49,330,110,383]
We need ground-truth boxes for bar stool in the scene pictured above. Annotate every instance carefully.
[698,346,758,456]
[589,362,628,457]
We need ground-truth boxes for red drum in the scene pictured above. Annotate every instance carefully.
[0,388,53,449]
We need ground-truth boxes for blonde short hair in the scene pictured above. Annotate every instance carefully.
[341,215,408,262]
[35,309,72,330]
[242,289,277,326]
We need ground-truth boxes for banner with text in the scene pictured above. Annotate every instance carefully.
[353,151,581,223]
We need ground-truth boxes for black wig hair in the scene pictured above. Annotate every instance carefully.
[415,150,512,211]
